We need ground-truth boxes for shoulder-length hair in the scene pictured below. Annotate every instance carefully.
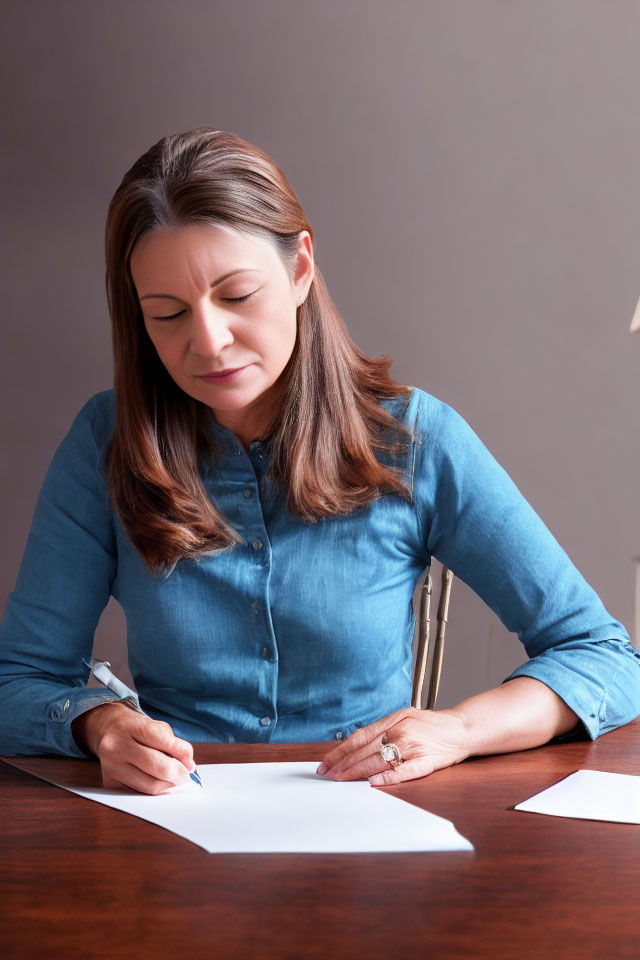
[105,126,415,574]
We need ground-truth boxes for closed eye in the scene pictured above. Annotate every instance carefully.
[153,310,185,321]
[151,290,257,320]
[222,291,256,303]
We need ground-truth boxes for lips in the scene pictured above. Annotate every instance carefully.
[197,365,250,383]
[201,367,244,377]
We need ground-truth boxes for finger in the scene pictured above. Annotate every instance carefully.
[328,745,392,782]
[103,763,181,796]
[132,717,182,754]
[318,710,407,774]
[368,756,440,787]
[164,735,195,771]
[131,718,196,772]
[322,732,387,779]
[128,740,192,786]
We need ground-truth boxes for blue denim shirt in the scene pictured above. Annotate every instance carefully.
[1,386,639,757]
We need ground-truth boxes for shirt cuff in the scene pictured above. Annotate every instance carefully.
[47,687,131,758]
[503,637,640,741]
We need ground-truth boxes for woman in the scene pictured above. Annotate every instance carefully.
[1,127,638,795]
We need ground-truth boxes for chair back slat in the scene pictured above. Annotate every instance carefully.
[411,566,453,710]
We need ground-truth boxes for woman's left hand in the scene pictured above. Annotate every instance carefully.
[316,707,472,786]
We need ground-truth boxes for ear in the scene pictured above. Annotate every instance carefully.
[294,231,315,302]
[630,291,640,332]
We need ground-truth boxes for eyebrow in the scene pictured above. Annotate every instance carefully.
[139,268,259,301]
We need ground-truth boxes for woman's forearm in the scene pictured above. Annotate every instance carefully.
[450,675,579,758]
[318,675,581,785]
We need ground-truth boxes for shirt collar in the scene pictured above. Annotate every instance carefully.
[209,417,275,458]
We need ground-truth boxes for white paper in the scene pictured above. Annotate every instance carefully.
[515,769,640,825]
[6,759,473,853]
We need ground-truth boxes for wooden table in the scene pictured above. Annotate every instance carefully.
[2,720,640,959]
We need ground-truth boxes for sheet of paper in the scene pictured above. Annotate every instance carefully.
[515,769,640,825]
[5,758,473,853]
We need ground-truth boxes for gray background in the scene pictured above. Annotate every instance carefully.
[2,0,639,708]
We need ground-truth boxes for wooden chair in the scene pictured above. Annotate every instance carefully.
[411,565,454,710]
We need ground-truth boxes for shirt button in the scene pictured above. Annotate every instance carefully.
[243,489,253,498]
[262,646,269,659]
[253,538,263,550]
[252,600,260,613]
[259,717,271,727]
[334,730,345,741]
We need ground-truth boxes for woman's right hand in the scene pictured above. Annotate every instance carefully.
[71,702,197,795]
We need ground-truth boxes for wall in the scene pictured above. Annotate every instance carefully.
[2,0,639,707]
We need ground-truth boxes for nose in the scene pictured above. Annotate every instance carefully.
[188,303,234,358]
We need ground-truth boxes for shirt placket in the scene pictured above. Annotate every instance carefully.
[243,439,278,739]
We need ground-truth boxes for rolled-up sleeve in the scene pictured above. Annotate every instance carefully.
[413,390,640,739]
[0,391,127,757]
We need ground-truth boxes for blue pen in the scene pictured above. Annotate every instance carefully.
[85,657,202,788]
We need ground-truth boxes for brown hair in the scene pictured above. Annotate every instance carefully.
[105,126,415,574]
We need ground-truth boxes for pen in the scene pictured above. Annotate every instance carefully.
[84,657,202,788]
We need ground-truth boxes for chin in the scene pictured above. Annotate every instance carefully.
[199,387,264,411]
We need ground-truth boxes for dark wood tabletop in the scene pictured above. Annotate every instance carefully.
[2,720,640,960]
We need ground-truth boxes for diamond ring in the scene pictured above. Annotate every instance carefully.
[380,742,403,768]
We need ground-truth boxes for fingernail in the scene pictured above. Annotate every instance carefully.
[369,775,384,785]
[316,763,328,776]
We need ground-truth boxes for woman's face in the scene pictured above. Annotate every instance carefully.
[130,222,314,446]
